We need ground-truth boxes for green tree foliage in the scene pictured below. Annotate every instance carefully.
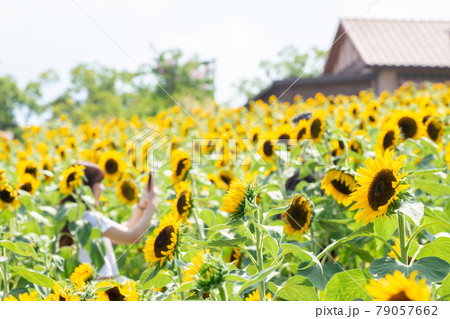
[0,76,44,131]
[235,46,328,100]
[49,49,215,124]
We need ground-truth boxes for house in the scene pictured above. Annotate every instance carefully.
[251,18,450,103]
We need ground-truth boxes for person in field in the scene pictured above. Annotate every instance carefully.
[59,162,158,279]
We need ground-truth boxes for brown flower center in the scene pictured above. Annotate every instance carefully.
[286,200,310,230]
[0,188,15,203]
[368,169,397,210]
[383,131,395,151]
[398,117,417,139]
[25,166,37,177]
[176,192,188,216]
[105,286,125,301]
[331,179,353,196]
[120,181,136,201]
[263,140,274,157]
[310,119,323,138]
[388,290,411,301]
[176,158,187,176]
[297,127,306,140]
[105,159,118,174]
[154,226,175,258]
[427,120,441,142]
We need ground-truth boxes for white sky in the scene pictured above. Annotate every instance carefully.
[1,0,449,121]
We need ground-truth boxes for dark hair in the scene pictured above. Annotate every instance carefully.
[59,161,105,205]
[59,162,105,248]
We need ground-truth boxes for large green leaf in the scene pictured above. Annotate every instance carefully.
[417,237,450,264]
[323,269,371,301]
[10,266,54,288]
[276,283,318,301]
[263,235,279,258]
[369,257,450,283]
[373,215,398,248]
[414,180,450,196]
[398,201,424,226]
[0,240,29,257]
[69,220,92,248]
[141,272,172,290]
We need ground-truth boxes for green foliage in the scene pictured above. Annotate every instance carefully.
[235,45,328,99]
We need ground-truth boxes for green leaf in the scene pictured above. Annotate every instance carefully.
[141,272,172,290]
[407,167,446,178]
[297,261,343,291]
[417,237,450,264]
[399,201,424,226]
[190,236,246,247]
[323,269,371,301]
[0,240,28,257]
[263,201,291,222]
[205,220,243,231]
[276,283,318,301]
[436,274,450,300]
[69,220,92,248]
[15,242,41,261]
[280,243,321,267]
[263,235,279,259]
[89,238,106,271]
[199,209,215,228]
[173,281,196,294]
[369,257,450,283]
[237,265,279,295]
[10,266,54,288]
[414,180,450,196]
[54,202,77,222]
[373,215,398,243]
[316,224,373,260]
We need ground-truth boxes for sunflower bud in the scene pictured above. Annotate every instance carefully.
[194,255,227,294]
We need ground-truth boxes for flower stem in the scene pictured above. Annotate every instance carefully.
[1,246,8,295]
[218,285,227,301]
[175,253,186,300]
[254,208,266,301]
[397,212,408,264]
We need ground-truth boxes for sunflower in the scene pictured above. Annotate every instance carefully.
[0,169,6,182]
[349,150,409,225]
[248,126,262,143]
[17,159,39,179]
[376,126,401,154]
[348,102,360,118]
[116,179,138,205]
[307,110,326,143]
[221,179,256,220]
[171,149,191,185]
[59,164,85,195]
[321,169,358,206]
[391,110,425,141]
[366,271,430,301]
[226,248,241,268]
[217,170,234,190]
[424,117,444,145]
[18,174,40,194]
[330,140,346,157]
[293,119,308,142]
[95,281,139,301]
[65,136,77,150]
[348,140,363,156]
[57,145,66,160]
[41,155,54,182]
[282,195,312,240]
[69,263,93,289]
[245,289,272,301]
[183,249,208,282]
[45,283,80,301]
[259,133,276,162]
[0,182,19,209]
[274,124,293,146]
[98,150,125,183]
[171,180,192,221]
[4,291,39,301]
[143,213,181,267]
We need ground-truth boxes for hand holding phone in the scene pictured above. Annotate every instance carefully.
[146,171,153,192]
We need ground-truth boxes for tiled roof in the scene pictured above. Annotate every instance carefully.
[340,18,450,68]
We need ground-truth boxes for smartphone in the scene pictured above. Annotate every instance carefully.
[146,171,153,191]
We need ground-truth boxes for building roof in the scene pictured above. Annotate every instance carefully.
[336,18,450,69]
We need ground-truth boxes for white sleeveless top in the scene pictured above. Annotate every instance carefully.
[78,211,120,278]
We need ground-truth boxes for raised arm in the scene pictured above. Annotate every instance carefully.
[103,180,158,245]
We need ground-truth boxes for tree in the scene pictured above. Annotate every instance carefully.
[48,49,215,124]
[0,76,43,131]
[235,46,328,100]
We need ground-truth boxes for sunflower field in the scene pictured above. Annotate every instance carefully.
[1,82,450,302]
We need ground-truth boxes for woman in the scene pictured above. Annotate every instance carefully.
[60,161,158,279]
